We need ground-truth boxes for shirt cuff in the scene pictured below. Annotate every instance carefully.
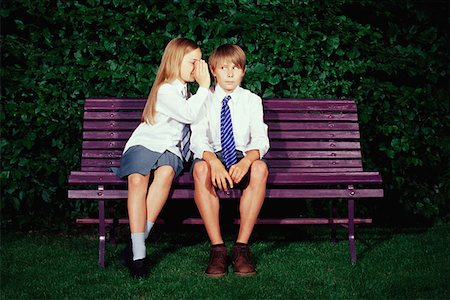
[195,86,209,98]
[192,145,214,159]
[244,146,267,159]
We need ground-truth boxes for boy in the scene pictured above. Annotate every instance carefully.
[190,44,270,277]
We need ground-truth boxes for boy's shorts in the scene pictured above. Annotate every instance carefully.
[190,150,268,190]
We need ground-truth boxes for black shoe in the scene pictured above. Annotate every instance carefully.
[130,257,148,278]
[118,243,132,268]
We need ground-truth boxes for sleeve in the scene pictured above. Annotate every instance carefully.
[244,95,270,158]
[190,98,214,159]
[156,84,209,124]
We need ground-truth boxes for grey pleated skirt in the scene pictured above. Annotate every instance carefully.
[111,145,183,179]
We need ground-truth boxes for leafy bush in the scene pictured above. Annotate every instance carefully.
[1,0,448,227]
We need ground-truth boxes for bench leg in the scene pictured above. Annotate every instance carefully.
[99,200,106,268]
[330,201,337,244]
[348,199,356,264]
[109,207,117,246]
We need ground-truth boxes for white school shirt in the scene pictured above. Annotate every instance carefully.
[122,79,209,159]
[190,85,270,159]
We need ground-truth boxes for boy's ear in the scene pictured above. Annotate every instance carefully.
[210,66,216,77]
[243,65,247,75]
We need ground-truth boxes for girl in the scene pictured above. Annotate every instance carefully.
[112,37,211,278]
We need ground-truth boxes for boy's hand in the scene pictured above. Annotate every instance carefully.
[209,158,234,191]
[229,158,252,184]
[194,60,211,89]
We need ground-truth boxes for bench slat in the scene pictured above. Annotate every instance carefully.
[70,174,381,185]
[79,159,364,169]
[84,98,357,112]
[84,111,358,122]
[68,188,383,199]
[82,141,361,150]
[75,217,372,225]
[69,171,382,185]
[80,150,362,160]
[269,131,360,139]
[82,130,361,140]
[82,121,360,131]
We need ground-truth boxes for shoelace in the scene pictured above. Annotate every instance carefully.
[233,246,250,262]
[209,249,227,263]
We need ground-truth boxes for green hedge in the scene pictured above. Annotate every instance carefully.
[1,0,448,227]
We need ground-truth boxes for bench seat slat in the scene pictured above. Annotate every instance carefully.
[76,218,372,225]
[69,171,382,185]
[68,188,383,199]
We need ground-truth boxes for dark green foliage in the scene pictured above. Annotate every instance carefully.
[1,0,448,227]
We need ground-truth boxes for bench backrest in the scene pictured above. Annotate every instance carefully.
[81,98,363,173]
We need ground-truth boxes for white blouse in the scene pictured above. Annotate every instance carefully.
[190,85,270,159]
[123,79,209,159]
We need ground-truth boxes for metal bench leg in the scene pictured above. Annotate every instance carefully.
[348,199,356,264]
[99,199,106,268]
[330,200,337,244]
[109,207,117,246]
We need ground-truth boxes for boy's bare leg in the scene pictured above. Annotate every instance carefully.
[146,166,175,223]
[236,160,269,244]
[127,174,150,233]
[193,161,223,245]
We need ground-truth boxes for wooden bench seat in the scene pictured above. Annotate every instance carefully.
[68,98,383,267]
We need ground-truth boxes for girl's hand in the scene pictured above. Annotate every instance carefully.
[194,60,211,89]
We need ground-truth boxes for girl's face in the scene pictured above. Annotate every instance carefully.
[212,60,246,94]
[180,48,202,83]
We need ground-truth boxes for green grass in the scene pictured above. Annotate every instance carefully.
[1,224,449,299]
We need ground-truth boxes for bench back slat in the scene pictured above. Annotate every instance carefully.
[82,130,361,140]
[82,141,361,150]
[84,111,359,122]
[79,98,364,173]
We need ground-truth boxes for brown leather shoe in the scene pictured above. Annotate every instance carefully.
[231,243,256,276]
[205,245,228,277]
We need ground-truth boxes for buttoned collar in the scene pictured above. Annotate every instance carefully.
[214,84,243,103]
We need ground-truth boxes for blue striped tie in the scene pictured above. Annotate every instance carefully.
[220,95,237,169]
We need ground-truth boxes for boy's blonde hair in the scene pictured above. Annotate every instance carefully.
[142,38,199,124]
[209,44,247,73]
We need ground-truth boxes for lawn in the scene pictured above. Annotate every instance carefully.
[1,224,449,299]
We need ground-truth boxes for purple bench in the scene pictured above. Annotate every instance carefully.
[68,98,383,267]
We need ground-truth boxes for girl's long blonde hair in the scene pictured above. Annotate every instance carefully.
[141,38,199,124]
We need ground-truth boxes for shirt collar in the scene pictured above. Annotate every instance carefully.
[214,84,242,102]
[171,79,187,96]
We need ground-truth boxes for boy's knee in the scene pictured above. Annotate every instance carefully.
[193,161,209,180]
[250,160,269,180]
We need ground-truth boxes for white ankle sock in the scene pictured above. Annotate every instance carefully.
[131,232,146,261]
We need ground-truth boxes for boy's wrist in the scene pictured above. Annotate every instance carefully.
[240,157,253,167]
